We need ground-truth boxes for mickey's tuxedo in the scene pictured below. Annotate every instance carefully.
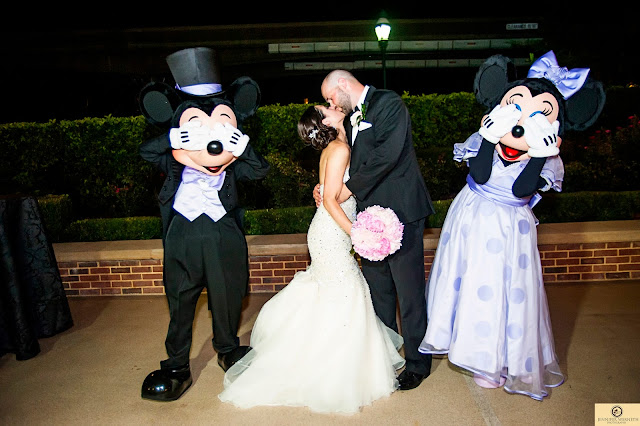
[140,134,268,243]
[140,134,269,368]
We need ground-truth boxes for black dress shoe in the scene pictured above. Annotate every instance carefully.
[141,364,192,401]
[398,369,428,391]
[217,346,250,372]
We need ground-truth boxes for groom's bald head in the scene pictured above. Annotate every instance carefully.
[321,70,365,114]
[323,70,356,87]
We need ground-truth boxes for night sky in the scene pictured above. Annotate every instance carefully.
[1,6,635,123]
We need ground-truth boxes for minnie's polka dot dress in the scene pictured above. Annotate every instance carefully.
[420,133,565,400]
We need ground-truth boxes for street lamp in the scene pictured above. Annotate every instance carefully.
[375,15,391,88]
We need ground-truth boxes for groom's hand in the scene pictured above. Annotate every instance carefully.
[313,184,322,207]
[337,184,352,204]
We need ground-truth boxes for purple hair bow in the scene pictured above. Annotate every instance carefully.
[527,50,590,99]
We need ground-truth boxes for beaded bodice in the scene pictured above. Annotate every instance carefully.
[306,185,358,286]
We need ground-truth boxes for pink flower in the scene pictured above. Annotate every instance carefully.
[351,205,404,261]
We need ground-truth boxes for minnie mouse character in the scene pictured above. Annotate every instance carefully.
[419,51,605,400]
[138,47,269,401]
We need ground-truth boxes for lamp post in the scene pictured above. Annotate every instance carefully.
[375,15,391,89]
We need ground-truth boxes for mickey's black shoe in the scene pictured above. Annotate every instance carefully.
[217,346,251,372]
[141,364,192,401]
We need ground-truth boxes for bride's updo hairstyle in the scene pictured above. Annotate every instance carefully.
[298,106,338,150]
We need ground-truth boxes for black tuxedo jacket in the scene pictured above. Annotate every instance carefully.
[140,134,270,240]
[345,87,434,224]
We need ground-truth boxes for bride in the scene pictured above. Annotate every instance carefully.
[218,105,405,414]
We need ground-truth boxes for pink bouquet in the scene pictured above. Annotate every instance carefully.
[351,205,404,261]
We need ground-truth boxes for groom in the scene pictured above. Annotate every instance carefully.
[320,70,435,390]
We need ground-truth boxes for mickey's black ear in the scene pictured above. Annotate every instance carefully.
[139,82,183,128]
[473,55,518,108]
[564,79,606,132]
[227,77,261,122]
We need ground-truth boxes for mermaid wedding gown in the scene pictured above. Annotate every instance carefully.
[218,181,405,414]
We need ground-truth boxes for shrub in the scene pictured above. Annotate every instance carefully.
[245,103,312,157]
[244,206,316,235]
[36,194,73,242]
[2,89,638,224]
[534,190,640,223]
[0,121,65,195]
[403,91,485,149]
[561,115,640,192]
[64,216,162,242]
[58,116,160,218]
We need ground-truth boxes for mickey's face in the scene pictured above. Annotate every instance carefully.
[491,85,561,162]
[172,104,238,176]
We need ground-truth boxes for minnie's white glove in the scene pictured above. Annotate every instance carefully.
[478,104,522,144]
[211,123,249,157]
[169,121,214,151]
[523,114,560,158]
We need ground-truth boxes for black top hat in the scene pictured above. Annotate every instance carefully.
[166,47,224,97]
[140,47,261,128]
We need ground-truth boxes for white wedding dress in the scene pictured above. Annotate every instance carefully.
[218,181,405,414]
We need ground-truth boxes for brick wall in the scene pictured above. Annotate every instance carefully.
[57,222,640,296]
[540,242,640,283]
[59,259,165,296]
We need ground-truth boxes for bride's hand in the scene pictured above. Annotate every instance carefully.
[313,183,322,207]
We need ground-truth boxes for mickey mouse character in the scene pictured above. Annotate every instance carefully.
[138,47,269,401]
[419,51,605,400]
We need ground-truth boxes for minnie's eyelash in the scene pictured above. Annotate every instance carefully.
[530,108,552,117]
[506,99,522,111]
[507,96,552,116]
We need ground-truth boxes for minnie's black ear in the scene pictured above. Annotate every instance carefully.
[564,79,606,132]
[226,77,261,122]
[139,82,183,128]
[473,55,518,108]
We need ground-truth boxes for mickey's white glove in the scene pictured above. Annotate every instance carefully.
[478,104,522,144]
[211,123,249,157]
[523,114,560,158]
[169,121,214,151]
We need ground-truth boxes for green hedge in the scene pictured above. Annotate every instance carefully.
[0,116,161,219]
[243,206,317,235]
[534,191,640,223]
[403,92,486,149]
[64,216,163,242]
[240,191,640,233]
[37,194,73,242]
[5,87,640,231]
[40,191,639,242]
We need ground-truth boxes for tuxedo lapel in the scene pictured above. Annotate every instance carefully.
[362,86,375,111]
[349,86,376,146]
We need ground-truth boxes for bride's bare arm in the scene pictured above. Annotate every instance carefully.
[322,143,353,235]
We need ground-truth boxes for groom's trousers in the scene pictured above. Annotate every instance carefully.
[160,213,248,369]
[361,217,432,376]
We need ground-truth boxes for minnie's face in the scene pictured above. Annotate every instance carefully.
[172,104,238,176]
[491,85,561,162]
